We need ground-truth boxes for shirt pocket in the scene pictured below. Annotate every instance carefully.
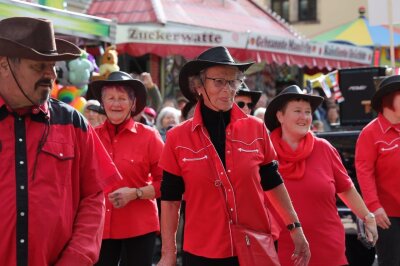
[177,147,210,176]
[40,141,75,186]
[378,143,399,154]
[118,154,149,184]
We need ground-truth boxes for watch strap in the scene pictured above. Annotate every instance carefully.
[286,222,301,231]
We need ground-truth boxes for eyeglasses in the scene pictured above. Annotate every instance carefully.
[205,77,243,90]
[236,101,255,109]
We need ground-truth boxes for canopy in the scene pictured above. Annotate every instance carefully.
[313,9,400,47]
[88,0,373,69]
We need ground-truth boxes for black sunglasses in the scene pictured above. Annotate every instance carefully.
[237,101,255,109]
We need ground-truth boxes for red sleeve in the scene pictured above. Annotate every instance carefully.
[327,141,353,193]
[159,129,182,176]
[355,128,381,212]
[262,123,277,165]
[148,129,164,198]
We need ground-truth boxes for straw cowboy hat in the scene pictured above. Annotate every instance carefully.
[264,85,324,132]
[236,82,262,106]
[371,75,400,112]
[179,46,254,102]
[0,17,81,61]
[88,71,147,116]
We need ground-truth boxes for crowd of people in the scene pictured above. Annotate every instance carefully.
[1,16,399,266]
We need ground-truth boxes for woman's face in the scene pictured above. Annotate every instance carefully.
[196,65,241,112]
[277,100,312,139]
[102,86,134,124]
[161,113,178,129]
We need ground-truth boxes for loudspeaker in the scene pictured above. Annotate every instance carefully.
[338,67,386,126]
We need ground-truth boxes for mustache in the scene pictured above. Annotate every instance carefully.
[35,79,53,89]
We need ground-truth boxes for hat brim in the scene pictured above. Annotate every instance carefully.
[88,79,147,116]
[236,90,262,105]
[179,59,253,102]
[0,37,81,61]
[372,81,400,112]
[265,93,323,132]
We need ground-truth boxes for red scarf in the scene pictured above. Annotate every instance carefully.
[270,127,314,180]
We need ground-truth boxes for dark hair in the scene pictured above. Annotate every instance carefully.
[279,98,312,113]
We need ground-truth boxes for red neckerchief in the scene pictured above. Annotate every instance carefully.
[270,127,314,180]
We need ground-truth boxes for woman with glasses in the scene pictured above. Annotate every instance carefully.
[234,82,262,115]
[157,47,310,266]
[88,71,164,266]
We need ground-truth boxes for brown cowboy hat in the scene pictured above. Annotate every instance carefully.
[264,85,323,132]
[0,17,81,61]
[88,71,147,116]
[371,75,400,112]
[236,82,262,106]
[179,46,254,102]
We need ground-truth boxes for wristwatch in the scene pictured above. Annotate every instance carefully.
[364,212,375,222]
[136,188,143,199]
[286,222,302,231]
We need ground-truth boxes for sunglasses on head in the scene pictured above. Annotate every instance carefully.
[237,101,255,109]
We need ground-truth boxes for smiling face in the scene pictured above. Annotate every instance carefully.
[195,65,242,112]
[0,57,56,109]
[101,86,135,124]
[277,99,312,140]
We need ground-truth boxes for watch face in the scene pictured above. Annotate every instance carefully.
[137,188,143,198]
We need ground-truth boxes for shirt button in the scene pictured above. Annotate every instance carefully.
[20,185,25,190]
[20,239,25,244]
[19,161,24,165]
[227,169,231,173]
[18,117,22,121]
[227,150,231,154]
[228,189,231,192]
[230,208,234,212]
[220,172,223,175]
[106,209,110,212]
[59,153,63,157]
[227,131,231,135]
[230,220,233,224]
[113,140,117,143]
[20,212,25,216]
[18,138,23,142]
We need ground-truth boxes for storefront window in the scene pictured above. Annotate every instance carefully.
[298,0,317,21]
[271,0,289,21]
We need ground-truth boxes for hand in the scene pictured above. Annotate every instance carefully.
[374,207,391,229]
[157,249,177,266]
[290,228,311,266]
[108,187,136,208]
[140,72,155,89]
[364,216,378,246]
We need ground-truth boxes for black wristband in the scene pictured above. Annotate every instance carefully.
[287,222,301,231]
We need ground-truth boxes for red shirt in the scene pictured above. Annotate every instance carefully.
[159,104,276,258]
[355,114,400,216]
[274,137,352,266]
[96,119,164,239]
[0,97,121,266]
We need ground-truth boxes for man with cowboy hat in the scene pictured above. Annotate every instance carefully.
[88,71,164,266]
[234,82,262,115]
[356,75,400,265]
[157,46,310,266]
[0,17,122,265]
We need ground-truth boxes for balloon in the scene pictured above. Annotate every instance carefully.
[70,96,87,113]
[68,53,94,88]
[57,86,80,104]
[51,83,61,99]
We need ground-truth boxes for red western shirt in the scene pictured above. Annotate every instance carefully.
[159,104,276,258]
[355,114,400,216]
[96,119,164,239]
[0,97,121,266]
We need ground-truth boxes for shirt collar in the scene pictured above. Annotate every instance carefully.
[378,113,400,133]
[0,95,50,122]
[191,101,247,132]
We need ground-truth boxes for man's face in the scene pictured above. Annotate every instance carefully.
[197,65,242,112]
[235,95,254,115]
[0,57,56,108]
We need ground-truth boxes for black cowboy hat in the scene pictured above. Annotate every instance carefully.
[236,82,262,106]
[371,75,400,112]
[264,85,324,132]
[179,46,254,102]
[88,71,147,116]
[0,17,81,61]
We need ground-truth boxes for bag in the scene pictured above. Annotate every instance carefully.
[231,224,281,266]
[356,217,374,249]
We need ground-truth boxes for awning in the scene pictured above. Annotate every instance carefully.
[0,0,116,43]
[88,0,373,69]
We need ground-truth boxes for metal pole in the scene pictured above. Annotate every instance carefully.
[388,0,396,68]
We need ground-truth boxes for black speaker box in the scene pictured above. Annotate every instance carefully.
[338,67,386,126]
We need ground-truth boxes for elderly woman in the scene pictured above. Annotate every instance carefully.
[264,85,378,266]
[157,46,310,266]
[155,106,181,141]
[88,71,164,266]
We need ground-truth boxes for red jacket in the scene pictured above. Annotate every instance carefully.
[96,119,164,238]
[159,104,276,258]
[0,97,121,266]
[356,114,400,216]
